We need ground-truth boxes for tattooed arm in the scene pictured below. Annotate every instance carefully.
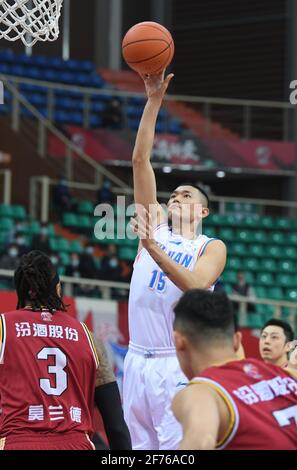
[91,333,116,386]
[91,333,132,450]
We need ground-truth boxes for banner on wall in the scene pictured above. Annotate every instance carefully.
[48,126,296,170]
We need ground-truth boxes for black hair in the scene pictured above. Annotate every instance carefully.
[176,183,210,208]
[14,250,67,313]
[261,319,294,343]
[174,289,235,345]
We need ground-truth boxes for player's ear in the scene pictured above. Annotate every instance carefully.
[233,331,244,359]
[201,207,209,219]
[56,282,62,298]
[174,330,186,353]
[285,341,294,354]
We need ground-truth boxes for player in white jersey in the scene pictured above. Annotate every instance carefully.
[123,70,227,450]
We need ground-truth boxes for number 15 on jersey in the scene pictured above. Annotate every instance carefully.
[149,270,167,293]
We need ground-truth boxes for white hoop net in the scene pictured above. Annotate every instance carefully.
[0,0,63,47]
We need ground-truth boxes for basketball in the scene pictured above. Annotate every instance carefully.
[122,21,174,75]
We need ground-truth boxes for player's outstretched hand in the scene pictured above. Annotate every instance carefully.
[130,208,155,250]
[140,69,174,101]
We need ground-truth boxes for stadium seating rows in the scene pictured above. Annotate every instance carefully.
[0,51,182,133]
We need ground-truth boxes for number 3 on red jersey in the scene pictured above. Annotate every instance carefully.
[37,347,68,396]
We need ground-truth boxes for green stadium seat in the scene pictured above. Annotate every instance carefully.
[229,242,246,256]
[227,257,241,270]
[70,240,83,253]
[119,246,137,261]
[223,284,233,295]
[256,272,275,286]
[55,238,71,253]
[58,266,65,276]
[0,217,14,231]
[266,245,282,258]
[249,245,264,257]
[77,215,92,229]
[254,286,268,298]
[59,252,70,266]
[0,204,13,218]
[288,233,297,245]
[286,289,297,302]
[207,214,228,226]
[204,227,217,239]
[278,260,295,273]
[47,224,55,236]
[50,239,58,251]
[94,258,102,270]
[241,215,260,229]
[219,228,235,242]
[261,259,277,272]
[252,231,266,244]
[275,218,291,230]
[258,216,274,230]
[267,287,284,300]
[78,200,94,214]
[63,213,78,227]
[237,230,254,243]
[27,221,40,235]
[269,232,286,245]
[276,274,296,288]
[12,205,27,220]
[283,247,297,259]
[243,258,260,272]
[222,270,237,284]
[245,314,263,329]
[0,231,8,244]
[244,271,255,284]
[256,304,276,317]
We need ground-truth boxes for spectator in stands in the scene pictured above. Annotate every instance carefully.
[232,271,255,313]
[65,253,81,278]
[49,253,60,270]
[259,319,294,368]
[53,177,76,220]
[102,98,123,130]
[31,223,51,254]
[100,245,122,282]
[14,231,30,256]
[97,179,114,205]
[7,220,28,243]
[0,243,20,271]
[79,244,98,279]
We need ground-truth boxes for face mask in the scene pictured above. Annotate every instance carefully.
[16,238,26,246]
[72,259,79,267]
[51,257,58,265]
[9,248,18,257]
[40,228,48,236]
[85,247,93,255]
[15,223,24,231]
[109,258,118,268]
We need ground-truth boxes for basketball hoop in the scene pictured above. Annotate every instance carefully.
[0,0,63,47]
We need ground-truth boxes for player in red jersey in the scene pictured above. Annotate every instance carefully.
[172,289,297,450]
[0,251,131,450]
[259,318,294,368]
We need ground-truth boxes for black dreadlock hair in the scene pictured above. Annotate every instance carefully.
[14,250,67,313]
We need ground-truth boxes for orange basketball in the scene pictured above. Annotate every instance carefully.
[122,21,174,75]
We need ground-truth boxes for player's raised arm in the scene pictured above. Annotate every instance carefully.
[132,71,174,225]
[172,384,222,450]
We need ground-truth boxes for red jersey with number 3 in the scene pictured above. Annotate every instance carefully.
[0,309,99,438]
[190,358,297,450]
